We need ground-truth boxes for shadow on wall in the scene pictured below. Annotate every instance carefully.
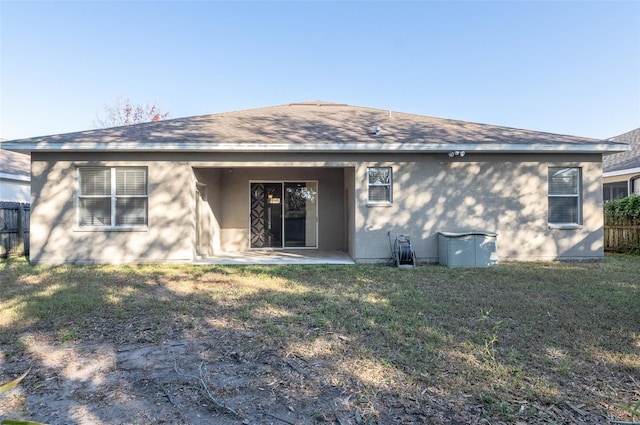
[359,156,603,261]
[27,108,603,263]
[29,158,194,264]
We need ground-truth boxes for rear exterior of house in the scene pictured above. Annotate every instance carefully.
[3,102,629,264]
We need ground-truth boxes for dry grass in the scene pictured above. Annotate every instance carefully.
[1,255,639,423]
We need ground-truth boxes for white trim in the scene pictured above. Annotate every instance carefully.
[2,141,630,154]
[75,167,80,226]
[73,226,148,232]
[367,167,393,205]
[0,172,30,182]
[77,166,148,229]
[548,167,582,226]
[548,224,583,230]
[110,168,117,227]
[603,167,640,178]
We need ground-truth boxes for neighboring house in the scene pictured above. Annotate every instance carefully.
[0,101,629,265]
[603,128,640,202]
[0,142,30,203]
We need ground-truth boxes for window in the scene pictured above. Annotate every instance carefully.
[368,167,392,204]
[548,167,581,225]
[603,182,628,203]
[78,167,148,228]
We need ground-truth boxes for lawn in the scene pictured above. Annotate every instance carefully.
[1,255,639,424]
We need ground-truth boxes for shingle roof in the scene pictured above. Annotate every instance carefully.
[0,101,628,154]
[603,128,640,174]
[0,147,30,179]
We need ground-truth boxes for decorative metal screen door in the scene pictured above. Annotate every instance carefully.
[250,183,266,248]
[250,183,283,248]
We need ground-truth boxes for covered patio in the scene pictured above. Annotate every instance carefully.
[193,166,354,259]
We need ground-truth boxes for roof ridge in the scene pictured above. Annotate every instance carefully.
[288,101,349,107]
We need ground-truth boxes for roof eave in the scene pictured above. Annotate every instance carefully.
[1,142,630,154]
[0,172,31,182]
[603,167,640,178]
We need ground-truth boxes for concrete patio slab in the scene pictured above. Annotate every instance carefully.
[194,250,355,265]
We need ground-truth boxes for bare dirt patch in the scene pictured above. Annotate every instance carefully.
[2,334,473,425]
[1,331,622,425]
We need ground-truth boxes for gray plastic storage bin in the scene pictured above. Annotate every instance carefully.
[438,231,498,267]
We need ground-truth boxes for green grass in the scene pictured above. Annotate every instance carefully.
[1,255,639,421]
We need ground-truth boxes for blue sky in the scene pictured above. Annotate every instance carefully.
[1,1,639,140]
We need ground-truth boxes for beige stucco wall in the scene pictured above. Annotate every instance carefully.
[29,151,604,264]
[344,167,356,260]
[30,153,195,264]
[193,168,222,256]
[353,153,604,263]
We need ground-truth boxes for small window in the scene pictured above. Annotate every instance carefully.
[368,167,392,205]
[78,167,148,228]
[548,167,581,225]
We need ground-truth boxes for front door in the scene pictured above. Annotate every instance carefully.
[250,181,317,249]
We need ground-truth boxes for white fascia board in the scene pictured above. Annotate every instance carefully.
[603,167,640,178]
[0,173,30,182]
[1,141,630,154]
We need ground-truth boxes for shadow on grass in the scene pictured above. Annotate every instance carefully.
[1,256,639,423]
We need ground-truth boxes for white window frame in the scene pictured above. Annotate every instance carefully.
[367,167,393,206]
[76,167,148,230]
[548,167,582,228]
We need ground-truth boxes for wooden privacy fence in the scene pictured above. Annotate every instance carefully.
[604,222,640,252]
[0,201,30,257]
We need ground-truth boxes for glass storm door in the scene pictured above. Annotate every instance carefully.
[284,182,317,247]
[250,182,317,249]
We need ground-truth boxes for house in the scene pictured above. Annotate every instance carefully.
[0,101,629,265]
[0,143,30,203]
[603,128,640,202]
